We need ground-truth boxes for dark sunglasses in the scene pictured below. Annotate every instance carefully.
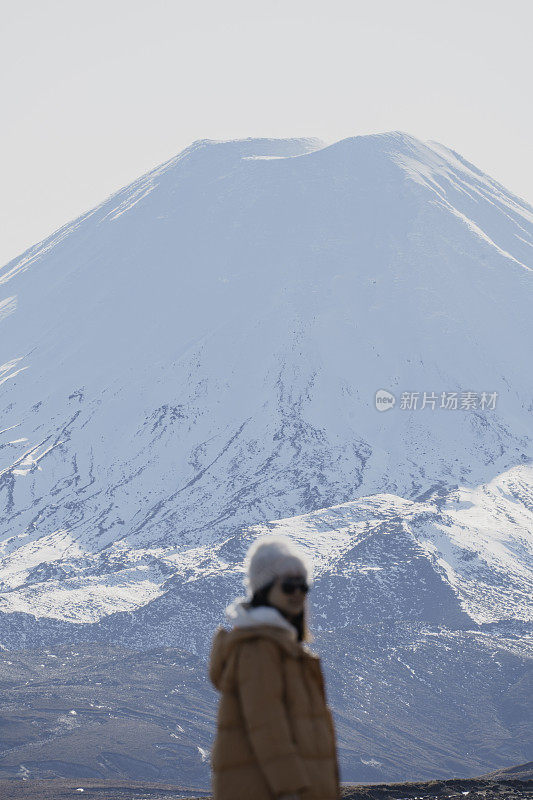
[280,579,309,595]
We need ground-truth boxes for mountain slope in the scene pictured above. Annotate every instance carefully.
[1,132,532,597]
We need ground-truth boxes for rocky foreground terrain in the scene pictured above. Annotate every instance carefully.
[0,768,531,800]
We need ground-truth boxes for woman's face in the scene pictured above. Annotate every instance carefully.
[266,572,308,618]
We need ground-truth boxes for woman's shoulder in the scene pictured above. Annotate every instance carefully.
[226,624,303,659]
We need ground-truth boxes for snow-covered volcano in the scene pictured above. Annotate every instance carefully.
[1,132,532,624]
[1,132,532,783]
[1,133,532,614]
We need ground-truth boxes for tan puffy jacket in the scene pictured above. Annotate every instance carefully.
[208,604,340,800]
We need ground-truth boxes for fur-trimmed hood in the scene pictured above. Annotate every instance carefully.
[225,595,298,636]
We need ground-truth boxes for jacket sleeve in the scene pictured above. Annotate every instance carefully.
[325,704,341,799]
[316,657,341,799]
[236,637,311,796]
[208,626,226,690]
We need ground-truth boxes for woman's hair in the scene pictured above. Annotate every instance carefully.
[249,580,314,644]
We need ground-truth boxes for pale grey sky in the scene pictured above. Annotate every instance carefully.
[1,0,532,268]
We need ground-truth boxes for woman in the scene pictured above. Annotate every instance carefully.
[208,534,340,800]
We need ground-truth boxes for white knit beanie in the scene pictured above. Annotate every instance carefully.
[243,533,314,596]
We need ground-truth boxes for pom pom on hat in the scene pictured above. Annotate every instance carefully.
[243,533,314,595]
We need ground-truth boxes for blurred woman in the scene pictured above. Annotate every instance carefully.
[209,533,340,800]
